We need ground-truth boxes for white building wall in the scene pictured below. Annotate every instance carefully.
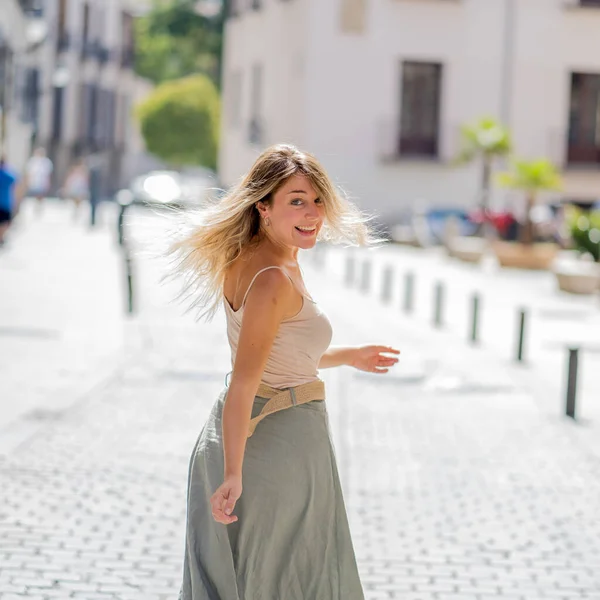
[0,0,35,171]
[510,0,600,200]
[35,0,151,194]
[219,0,600,216]
[219,0,309,187]
[304,0,511,217]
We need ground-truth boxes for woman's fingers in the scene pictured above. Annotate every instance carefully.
[210,489,238,524]
[375,345,400,355]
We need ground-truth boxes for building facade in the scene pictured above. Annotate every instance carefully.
[219,0,600,222]
[32,0,152,198]
[0,0,44,170]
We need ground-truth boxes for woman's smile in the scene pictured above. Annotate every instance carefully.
[295,225,318,236]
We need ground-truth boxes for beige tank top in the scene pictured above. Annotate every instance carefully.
[223,266,333,390]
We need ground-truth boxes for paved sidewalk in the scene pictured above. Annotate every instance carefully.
[320,243,600,458]
[0,199,140,453]
[1,206,600,600]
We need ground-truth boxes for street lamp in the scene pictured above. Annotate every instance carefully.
[51,64,70,89]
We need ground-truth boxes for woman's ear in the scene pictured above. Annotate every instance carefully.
[255,200,268,218]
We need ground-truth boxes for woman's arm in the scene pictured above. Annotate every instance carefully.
[210,269,297,525]
[318,346,355,369]
[222,269,296,479]
[319,345,400,373]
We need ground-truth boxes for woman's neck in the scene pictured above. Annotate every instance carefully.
[254,232,299,263]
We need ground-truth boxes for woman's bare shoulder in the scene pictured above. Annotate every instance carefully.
[224,254,293,311]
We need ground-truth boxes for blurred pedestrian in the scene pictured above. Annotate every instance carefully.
[63,159,90,219]
[26,147,53,210]
[170,144,400,600]
[0,155,20,247]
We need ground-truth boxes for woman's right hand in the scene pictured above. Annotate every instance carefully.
[210,475,242,525]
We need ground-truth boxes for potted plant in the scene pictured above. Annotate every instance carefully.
[450,117,512,262]
[553,207,600,294]
[494,158,562,270]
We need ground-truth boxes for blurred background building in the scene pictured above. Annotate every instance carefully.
[0,0,45,169]
[0,0,154,198]
[219,0,600,221]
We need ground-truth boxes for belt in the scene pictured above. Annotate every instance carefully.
[247,379,326,438]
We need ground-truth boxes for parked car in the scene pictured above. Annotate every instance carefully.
[124,168,219,210]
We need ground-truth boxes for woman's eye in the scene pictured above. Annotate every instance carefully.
[291,199,303,205]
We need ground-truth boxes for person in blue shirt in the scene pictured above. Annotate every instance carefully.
[0,155,19,246]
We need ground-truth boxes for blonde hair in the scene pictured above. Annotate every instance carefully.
[168,143,378,319]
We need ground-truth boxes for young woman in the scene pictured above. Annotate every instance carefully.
[171,144,400,599]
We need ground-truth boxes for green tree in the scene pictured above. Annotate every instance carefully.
[134,0,224,86]
[456,117,512,235]
[497,159,562,245]
[135,74,220,169]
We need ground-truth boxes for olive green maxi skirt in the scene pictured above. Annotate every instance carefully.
[178,387,365,600]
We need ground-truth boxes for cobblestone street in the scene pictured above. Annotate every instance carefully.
[1,203,600,600]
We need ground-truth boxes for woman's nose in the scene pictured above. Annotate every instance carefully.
[306,204,320,219]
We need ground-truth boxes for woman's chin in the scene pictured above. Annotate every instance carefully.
[296,236,317,250]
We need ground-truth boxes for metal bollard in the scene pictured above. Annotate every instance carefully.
[433,281,444,328]
[117,203,127,246]
[380,266,394,304]
[403,272,415,313]
[115,189,133,247]
[344,255,356,287]
[470,293,480,344]
[124,250,134,314]
[360,260,371,293]
[565,347,579,419]
[516,309,527,362]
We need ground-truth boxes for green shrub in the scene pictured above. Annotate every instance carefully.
[135,74,220,169]
[567,207,600,262]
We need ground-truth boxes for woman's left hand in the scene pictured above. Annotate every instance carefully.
[349,345,400,374]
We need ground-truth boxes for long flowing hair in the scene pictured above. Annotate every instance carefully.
[167,144,378,320]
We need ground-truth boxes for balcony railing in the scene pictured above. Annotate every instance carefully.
[377,118,440,162]
[18,0,43,16]
[544,127,600,168]
[567,143,600,165]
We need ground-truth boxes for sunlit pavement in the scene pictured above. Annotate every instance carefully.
[1,204,599,600]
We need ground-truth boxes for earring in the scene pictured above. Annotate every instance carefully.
[265,217,271,227]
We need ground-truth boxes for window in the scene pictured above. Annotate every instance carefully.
[399,61,442,157]
[121,12,135,68]
[51,87,64,141]
[18,0,44,17]
[568,72,600,165]
[81,4,91,60]
[54,0,70,52]
[21,68,39,125]
[228,71,243,128]
[227,0,242,18]
[249,64,263,144]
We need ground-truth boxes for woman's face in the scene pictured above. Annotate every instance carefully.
[258,174,325,250]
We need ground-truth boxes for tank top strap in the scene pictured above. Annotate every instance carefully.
[240,265,295,308]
